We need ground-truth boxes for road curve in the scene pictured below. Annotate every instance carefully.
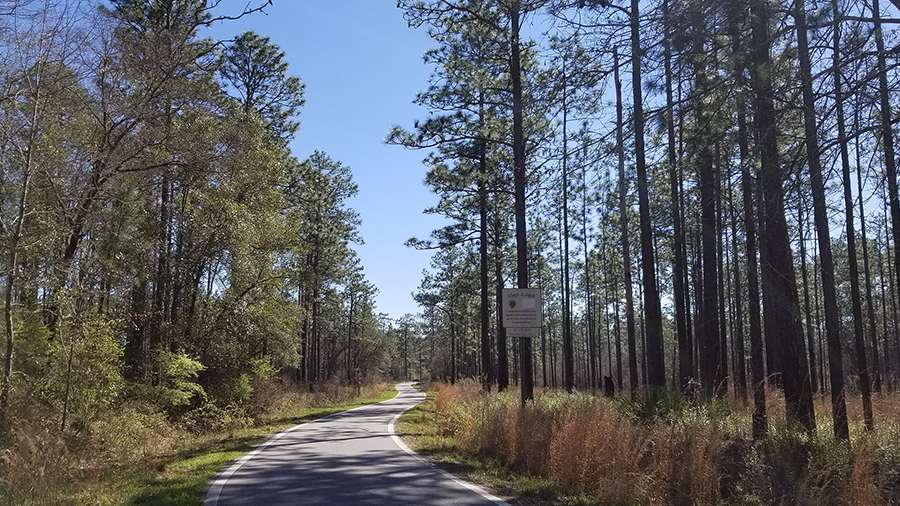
[204,383,509,506]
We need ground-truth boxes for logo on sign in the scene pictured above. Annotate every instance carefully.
[508,300,517,309]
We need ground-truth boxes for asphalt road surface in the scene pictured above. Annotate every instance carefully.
[204,383,509,506]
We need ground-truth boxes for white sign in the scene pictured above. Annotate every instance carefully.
[507,327,540,338]
[502,288,542,329]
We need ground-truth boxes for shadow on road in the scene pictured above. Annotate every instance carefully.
[211,384,504,506]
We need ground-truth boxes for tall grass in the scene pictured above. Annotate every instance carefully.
[432,380,900,505]
[0,380,392,505]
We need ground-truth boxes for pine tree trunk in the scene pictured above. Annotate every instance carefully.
[873,0,900,373]
[699,131,719,399]
[879,221,898,386]
[479,110,492,391]
[494,195,509,391]
[582,149,596,391]
[538,259,548,387]
[561,64,574,393]
[665,0,691,395]
[729,168,748,400]
[830,0,873,431]
[751,0,816,434]
[347,294,354,382]
[615,47,638,395]
[797,0,849,438]
[629,0,665,388]
[717,146,729,397]
[856,107,883,393]
[509,2,533,402]
[799,201,819,394]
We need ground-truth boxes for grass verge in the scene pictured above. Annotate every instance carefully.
[0,384,399,506]
[397,382,900,506]
[395,388,592,506]
[122,386,399,506]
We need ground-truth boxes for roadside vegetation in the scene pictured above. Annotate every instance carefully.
[398,381,900,506]
[1,381,394,506]
[0,2,408,505]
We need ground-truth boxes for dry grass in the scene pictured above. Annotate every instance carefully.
[0,402,179,505]
[549,400,646,503]
[430,382,900,506]
[1,421,74,505]
[249,378,392,419]
[0,380,394,505]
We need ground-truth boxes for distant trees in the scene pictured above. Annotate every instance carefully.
[288,152,366,384]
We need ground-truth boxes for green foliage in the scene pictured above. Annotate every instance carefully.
[127,351,206,414]
[158,351,207,408]
[250,357,277,381]
[613,386,692,424]
[108,0,211,33]
[193,292,301,404]
[45,317,124,433]
[224,374,254,406]
[7,316,53,386]
[220,31,306,141]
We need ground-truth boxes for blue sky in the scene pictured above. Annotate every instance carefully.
[206,1,446,321]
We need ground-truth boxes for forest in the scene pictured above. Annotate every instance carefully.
[3,0,900,503]
[393,0,900,439]
[0,0,423,488]
[387,0,900,502]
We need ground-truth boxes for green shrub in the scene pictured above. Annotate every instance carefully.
[44,317,124,435]
[123,351,207,416]
[182,402,253,433]
[613,386,692,424]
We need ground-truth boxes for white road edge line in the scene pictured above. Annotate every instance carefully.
[204,384,510,506]
[388,389,512,506]
[204,387,403,506]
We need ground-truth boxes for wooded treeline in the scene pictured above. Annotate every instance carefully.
[395,0,900,439]
[0,0,401,437]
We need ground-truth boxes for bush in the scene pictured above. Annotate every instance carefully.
[182,402,253,433]
[123,350,208,417]
[42,317,124,435]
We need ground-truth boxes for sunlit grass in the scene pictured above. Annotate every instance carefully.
[1,383,397,506]
[399,381,900,506]
[395,385,569,506]
[120,386,399,506]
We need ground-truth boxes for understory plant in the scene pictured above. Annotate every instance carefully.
[431,380,900,505]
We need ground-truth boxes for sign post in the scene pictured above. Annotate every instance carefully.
[502,288,542,337]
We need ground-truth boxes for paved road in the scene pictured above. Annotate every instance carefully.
[205,383,509,506]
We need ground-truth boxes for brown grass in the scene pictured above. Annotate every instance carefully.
[0,379,394,505]
[550,402,646,503]
[249,379,392,418]
[431,382,900,506]
[1,421,74,505]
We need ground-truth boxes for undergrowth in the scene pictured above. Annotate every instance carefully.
[413,380,900,506]
[0,380,393,505]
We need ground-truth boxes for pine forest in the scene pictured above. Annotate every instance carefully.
[3,0,900,504]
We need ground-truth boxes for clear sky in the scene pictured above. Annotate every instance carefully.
[206,1,446,321]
